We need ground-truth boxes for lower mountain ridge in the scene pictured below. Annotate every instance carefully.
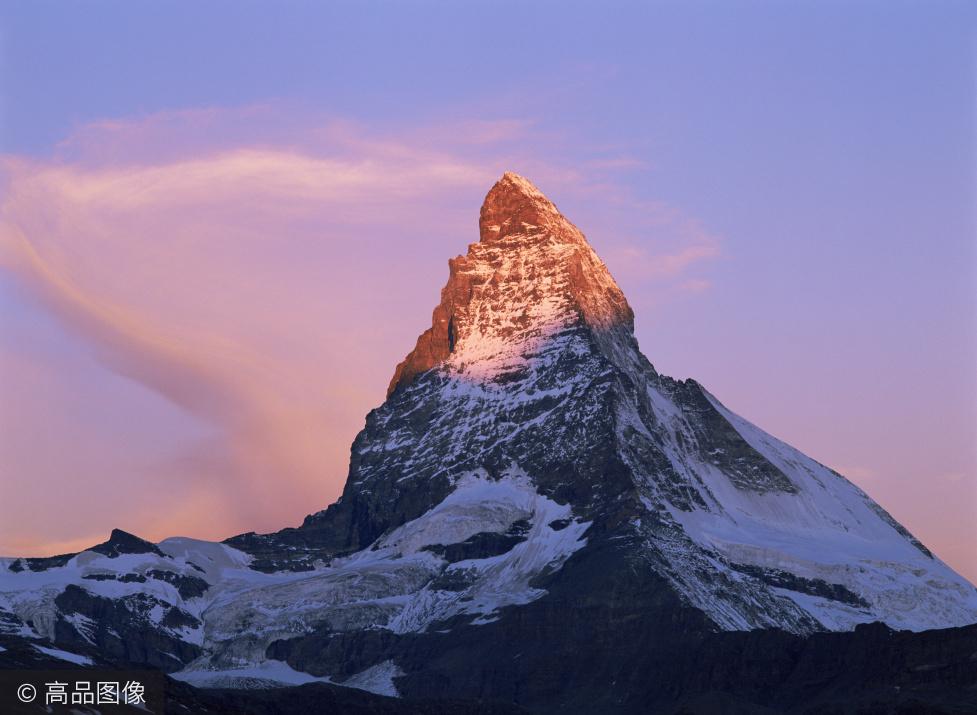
[2,173,976,714]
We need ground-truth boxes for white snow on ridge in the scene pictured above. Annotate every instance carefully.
[0,472,588,687]
[0,537,328,657]
[173,470,589,679]
[0,471,589,689]
[649,387,977,632]
[368,472,536,556]
[341,660,403,697]
[33,644,94,665]
[172,658,404,698]
[171,659,330,689]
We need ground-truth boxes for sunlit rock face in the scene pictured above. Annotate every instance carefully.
[2,173,976,711]
[388,171,634,397]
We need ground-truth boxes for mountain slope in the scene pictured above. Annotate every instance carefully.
[229,171,976,636]
[1,172,975,710]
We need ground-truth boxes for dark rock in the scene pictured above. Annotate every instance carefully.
[53,585,200,671]
[731,563,870,608]
[147,569,210,599]
[10,552,77,572]
[89,528,165,559]
[423,521,530,563]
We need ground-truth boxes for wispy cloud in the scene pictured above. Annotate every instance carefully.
[596,196,722,300]
[612,240,721,278]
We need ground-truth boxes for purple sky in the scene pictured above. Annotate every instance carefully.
[1,1,975,582]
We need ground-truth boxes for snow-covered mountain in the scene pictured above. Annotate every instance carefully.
[2,173,975,709]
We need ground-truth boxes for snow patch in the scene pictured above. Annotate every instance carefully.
[33,644,93,665]
[176,468,589,677]
[341,660,403,697]
[172,659,328,689]
[631,384,977,633]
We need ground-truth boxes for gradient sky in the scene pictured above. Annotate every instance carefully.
[1,1,975,583]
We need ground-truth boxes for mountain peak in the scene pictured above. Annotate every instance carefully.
[479,171,566,244]
[90,528,164,558]
[387,174,633,396]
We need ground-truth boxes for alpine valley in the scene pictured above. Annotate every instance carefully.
[2,174,976,714]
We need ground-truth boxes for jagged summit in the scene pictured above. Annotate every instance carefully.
[90,528,165,559]
[388,172,633,397]
[478,172,568,244]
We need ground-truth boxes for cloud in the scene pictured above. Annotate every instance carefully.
[0,107,723,555]
[613,240,721,278]
[598,199,721,296]
[680,278,712,294]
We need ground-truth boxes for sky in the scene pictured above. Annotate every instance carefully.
[0,1,975,583]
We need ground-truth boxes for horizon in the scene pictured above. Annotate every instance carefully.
[1,1,974,587]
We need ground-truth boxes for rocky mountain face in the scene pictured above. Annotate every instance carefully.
[2,173,976,713]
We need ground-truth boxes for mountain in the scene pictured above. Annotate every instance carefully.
[2,172,976,713]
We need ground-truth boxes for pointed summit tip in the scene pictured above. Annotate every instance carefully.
[496,171,543,195]
[479,171,562,243]
[388,169,633,397]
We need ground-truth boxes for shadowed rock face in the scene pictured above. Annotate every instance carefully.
[54,584,201,671]
[90,529,166,559]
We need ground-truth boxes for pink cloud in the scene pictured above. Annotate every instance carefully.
[643,242,721,277]
[600,204,721,290]
[680,278,712,294]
